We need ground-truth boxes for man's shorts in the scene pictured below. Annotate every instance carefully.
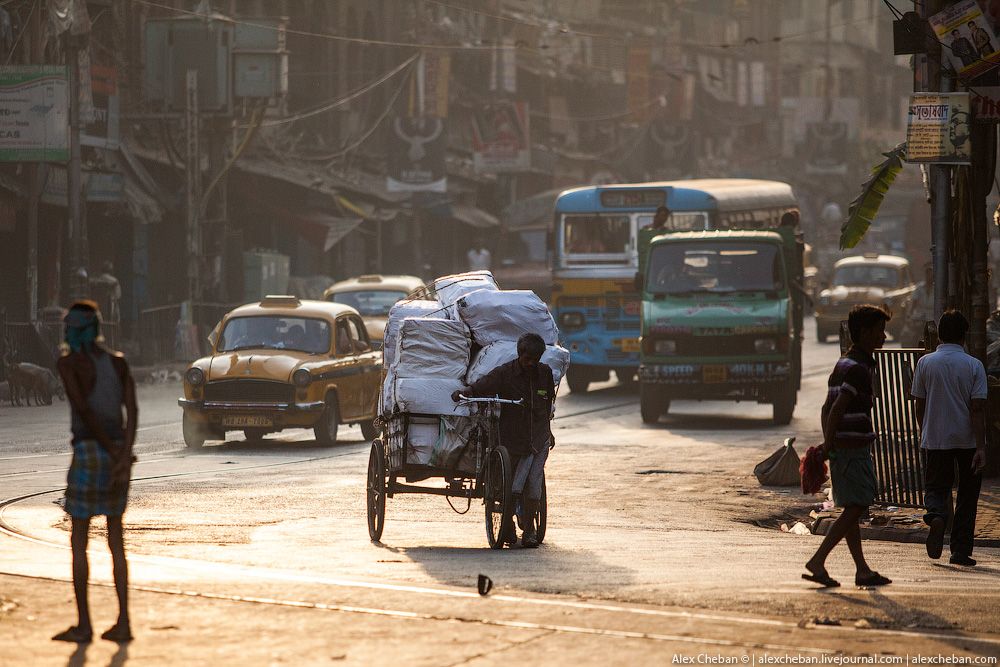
[829,446,876,508]
[65,439,129,519]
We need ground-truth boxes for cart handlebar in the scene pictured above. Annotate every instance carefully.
[457,394,523,407]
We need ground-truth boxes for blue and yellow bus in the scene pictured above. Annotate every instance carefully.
[552,180,801,394]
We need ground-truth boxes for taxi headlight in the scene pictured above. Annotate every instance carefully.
[654,340,677,355]
[754,338,778,353]
[292,369,312,387]
[559,312,585,329]
[185,367,205,387]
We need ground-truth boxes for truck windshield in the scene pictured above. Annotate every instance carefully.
[218,316,332,354]
[647,242,782,294]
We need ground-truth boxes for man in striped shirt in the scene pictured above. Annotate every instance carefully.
[803,304,892,588]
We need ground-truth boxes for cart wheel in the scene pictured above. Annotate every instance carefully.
[366,440,386,542]
[484,445,513,549]
[534,473,547,544]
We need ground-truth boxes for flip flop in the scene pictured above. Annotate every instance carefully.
[855,571,892,587]
[801,572,841,588]
[100,624,133,643]
[52,626,93,643]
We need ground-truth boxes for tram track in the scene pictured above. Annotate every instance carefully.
[2,453,1000,654]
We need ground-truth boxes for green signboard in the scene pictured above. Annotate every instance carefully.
[0,66,69,162]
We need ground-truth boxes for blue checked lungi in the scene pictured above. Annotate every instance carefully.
[65,439,129,519]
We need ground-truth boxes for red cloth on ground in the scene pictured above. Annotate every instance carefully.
[800,446,829,495]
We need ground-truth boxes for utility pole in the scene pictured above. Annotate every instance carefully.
[67,34,89,300]
[25,5,42,320]
[918,0,951,321]
[185,70,202,305]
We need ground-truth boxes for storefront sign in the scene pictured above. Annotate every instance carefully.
[82,64,120,149]
[386,116,447,193]
[472,100,530,173]
[905,93,972,164]
[929,0,1000,80]
[41,167,125,205]
[0,66,68,162]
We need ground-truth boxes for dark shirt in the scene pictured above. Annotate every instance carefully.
[466,359,555,456]
[70,351,124,442]
[823,346,877,447]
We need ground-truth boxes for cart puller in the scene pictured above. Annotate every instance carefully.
[452,332,555,548]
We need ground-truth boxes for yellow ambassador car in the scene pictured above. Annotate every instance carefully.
[179,296,382,448]
[323,274,424,349]
[814,254,916,343]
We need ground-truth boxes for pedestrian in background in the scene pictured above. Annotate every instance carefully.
[910,310,988,566]
[803,304,892,588]
[52,300,137,644]
[467,239,492,271]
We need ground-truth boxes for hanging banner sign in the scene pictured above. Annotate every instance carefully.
[929,0,1000,80]
[472,100,530,173]
[971,86,1000,121]
[905,93,972,164]
[386,115,447,193]
[0,66,69,162]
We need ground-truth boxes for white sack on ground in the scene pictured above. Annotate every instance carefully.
[466,341,571,386]
[383,299,445,367]
[433,271,499,317]
[456,290,559,346]
[393,318,471,379]
[393,377,474,416]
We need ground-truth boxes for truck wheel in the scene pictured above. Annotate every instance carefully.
[182,412,206,449]
[615,367,638,389]
[566,367,590,394]
[772,386,796,426]
[314,395,340,445]
[640,384,668,424]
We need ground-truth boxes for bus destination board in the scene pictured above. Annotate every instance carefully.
[599,189,666,208]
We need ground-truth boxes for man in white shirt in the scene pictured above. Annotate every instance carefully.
[910,310,988,566]
[467,241,491,271]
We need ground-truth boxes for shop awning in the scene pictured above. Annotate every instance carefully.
[502,188,563,230]
[452,204,499,229]
[284,208,364,252]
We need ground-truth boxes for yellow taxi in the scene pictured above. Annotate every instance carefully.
[815,254,916,343]
[322,274,424,348]
[178,296,382,448]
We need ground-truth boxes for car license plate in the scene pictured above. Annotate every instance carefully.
[702,365,727,384]
[619,338,640,352]
[222,415,272,428]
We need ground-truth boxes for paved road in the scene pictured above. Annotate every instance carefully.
[2,318,999,665]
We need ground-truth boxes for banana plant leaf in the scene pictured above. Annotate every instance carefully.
[839,142,907,250]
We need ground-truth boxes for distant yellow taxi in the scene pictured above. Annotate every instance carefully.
[323,274,424,348]
[178,296,382,448]
[815,254,916,343]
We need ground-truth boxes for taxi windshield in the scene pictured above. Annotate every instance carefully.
[833,265,899,288]
[647,242,782,294]
[329,290,407,316]
[217,316,331,354]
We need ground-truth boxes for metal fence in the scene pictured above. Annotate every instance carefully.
[137,302,232,364]
[1,320,121,374]
[871,348,926,507]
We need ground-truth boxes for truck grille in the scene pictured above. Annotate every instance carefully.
[203,380,295,403]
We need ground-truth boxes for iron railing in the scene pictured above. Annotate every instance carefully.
[871,348,926,507]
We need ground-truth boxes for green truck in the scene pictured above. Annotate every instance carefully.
[637,182,804,426]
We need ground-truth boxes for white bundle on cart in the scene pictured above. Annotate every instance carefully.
[382,299,446,367]
[382,316,473,418]
[466,341,571,386]
[433,271,499,319]
[456,289,559,347]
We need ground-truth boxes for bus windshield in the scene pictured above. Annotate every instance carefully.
[647,242,783,294]
[563,215,631,258]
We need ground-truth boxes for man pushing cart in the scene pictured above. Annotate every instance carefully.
[453,332,555,548]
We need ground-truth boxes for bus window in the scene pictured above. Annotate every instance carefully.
[564,215,631,255]
[636,212,708,232]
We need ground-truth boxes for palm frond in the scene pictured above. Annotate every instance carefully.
[839,142,907,250]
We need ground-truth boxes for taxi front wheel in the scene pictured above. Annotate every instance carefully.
[315,396,340,445]
[182,412,206,449]
[360,419,378,441]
